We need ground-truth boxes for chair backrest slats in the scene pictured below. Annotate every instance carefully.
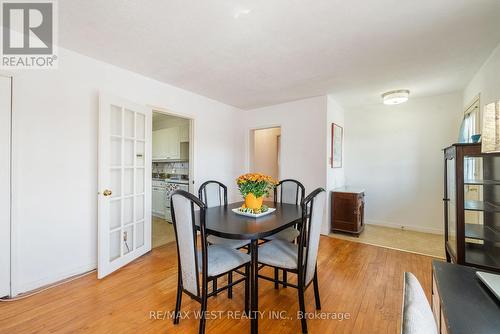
[274,179,305,205]
[199,181,228,208]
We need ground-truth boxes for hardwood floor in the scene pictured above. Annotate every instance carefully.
[152,216,176,248]
[0,237,433,333]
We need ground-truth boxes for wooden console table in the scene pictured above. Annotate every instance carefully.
[330,187,364,236]
[432,260,500,334]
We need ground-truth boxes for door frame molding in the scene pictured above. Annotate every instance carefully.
[148,105,196,194]
[246,124,282,179]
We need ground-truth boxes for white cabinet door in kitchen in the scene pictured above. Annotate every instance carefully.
[152,127,180,160]
[0,75,11,297]
[152,187,165,216]
[152,130,162,159]
[152,188,159,214]
[98,94,152,279]
[179,124,189,142]
[166,127,180,159]
[152,128,169,160]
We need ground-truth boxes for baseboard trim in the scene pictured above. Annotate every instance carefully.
[327,234,446,260]
[14,262,97,296]
[365,219,444,235]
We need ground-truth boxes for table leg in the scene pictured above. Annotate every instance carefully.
[250,239,258,334]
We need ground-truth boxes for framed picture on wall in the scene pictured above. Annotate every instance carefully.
[331,123,343,168]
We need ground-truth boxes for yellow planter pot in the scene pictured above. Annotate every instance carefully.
[244,193,263,210]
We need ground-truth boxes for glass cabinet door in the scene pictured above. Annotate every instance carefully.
[446,156,457,257]
[463,155,500,270]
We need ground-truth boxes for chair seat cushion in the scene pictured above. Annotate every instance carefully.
[258,239,299,270]
[207,235,250,249]
[264,227,300,242]
[197,245,250,277]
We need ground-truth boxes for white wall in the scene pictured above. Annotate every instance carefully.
[4,47,245,294]
[464,42,500,108]
[344,92,463,234]
[244,96,329,232]
[0,76,11,297]
[326,96,346,233]
[252,127,281,180]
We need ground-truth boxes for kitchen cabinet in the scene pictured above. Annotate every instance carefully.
[152,130,166,160]
[152,186,165,217]
[179,124,189,142]
[152,127,180,160]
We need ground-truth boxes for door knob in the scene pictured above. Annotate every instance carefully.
[103,189,113,197]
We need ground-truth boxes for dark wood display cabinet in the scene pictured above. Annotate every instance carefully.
[331,187,365,236]
[444,143,500,272]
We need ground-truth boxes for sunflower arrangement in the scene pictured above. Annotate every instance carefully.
[236,173,277,213]
[237,173,277,197]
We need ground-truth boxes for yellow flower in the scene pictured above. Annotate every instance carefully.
[236,173,277,185]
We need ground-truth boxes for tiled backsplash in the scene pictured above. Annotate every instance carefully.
[153,162,189,177]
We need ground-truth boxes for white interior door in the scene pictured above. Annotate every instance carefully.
[98,94,152,279]
[0,75,12,297]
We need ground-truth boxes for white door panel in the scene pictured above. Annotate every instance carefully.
[0,76,11,297]
[98,94,152,279]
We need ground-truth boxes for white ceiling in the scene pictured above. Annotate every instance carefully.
[59,0,500,109]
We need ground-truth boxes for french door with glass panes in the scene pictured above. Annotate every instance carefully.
[98,94,152,278]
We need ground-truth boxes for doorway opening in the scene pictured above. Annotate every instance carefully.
[249,127,281,188]
[151,111,192,249]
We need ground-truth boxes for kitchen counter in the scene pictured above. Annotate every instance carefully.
[152,178,189,184]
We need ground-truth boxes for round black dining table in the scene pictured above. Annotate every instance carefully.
[195,201,303,334]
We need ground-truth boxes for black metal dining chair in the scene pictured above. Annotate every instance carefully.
[199,180,251,249]
[198,180,251,297]
[265,179,305,288]
[266,179,305,242]
[257,187,326,334]
[171,190,250,334]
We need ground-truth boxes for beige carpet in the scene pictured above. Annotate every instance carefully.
[329,224,445,259]
[152,216,176,248]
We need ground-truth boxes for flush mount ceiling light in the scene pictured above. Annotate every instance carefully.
[382,90,410,105]
[234,8,251,19]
